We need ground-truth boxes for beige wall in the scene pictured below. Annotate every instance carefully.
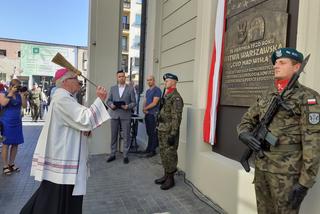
[0,41,21,81]
[296,1,320,213]
[88,0,121,154]
[0,41,20,59]
[143,0,257,213]
[151,0,256,213]
[297,0,320,93]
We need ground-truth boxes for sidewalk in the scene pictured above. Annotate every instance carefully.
[0,120,223,214]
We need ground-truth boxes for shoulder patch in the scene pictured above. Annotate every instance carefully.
[174,97,183,111]
[309,113,320,125]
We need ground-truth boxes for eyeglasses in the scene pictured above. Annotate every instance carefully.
[66,77,78,81]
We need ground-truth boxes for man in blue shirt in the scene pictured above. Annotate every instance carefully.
[143,75,162,157]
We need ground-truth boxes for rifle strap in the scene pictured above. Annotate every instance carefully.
[269,144,302,152]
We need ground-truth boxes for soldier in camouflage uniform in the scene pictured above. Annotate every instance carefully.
[237,48,320,214]
[29,83,42,122]
[154,73,184,190]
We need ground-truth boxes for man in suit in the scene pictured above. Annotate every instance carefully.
[106,70,136,164]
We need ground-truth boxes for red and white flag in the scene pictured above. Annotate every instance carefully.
[203,0,226,145]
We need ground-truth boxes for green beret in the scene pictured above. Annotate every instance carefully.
[163,73,178,81]
[271,48,304,65]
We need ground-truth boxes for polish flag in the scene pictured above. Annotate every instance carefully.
[203,0,226,145]
[308,98,317,105]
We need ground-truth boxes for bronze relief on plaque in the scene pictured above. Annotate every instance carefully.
[220,0,288,106]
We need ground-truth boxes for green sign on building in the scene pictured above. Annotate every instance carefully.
[33,47,40,54]
[21,44,76,76]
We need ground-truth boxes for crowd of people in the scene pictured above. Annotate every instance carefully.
[2,47,319,214]
[0,79,57,174]
[0,67,184,214]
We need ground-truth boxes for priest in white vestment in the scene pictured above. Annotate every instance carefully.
[21,68,110,214]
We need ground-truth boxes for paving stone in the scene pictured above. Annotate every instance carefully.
[0,120,222,214]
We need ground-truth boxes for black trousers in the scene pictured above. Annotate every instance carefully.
[145,113,158,153]
[20,180,83,214]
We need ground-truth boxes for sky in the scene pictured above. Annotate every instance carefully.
[0,0,89,46]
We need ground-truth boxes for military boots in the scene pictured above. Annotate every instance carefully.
[160,173,175,190]
[154,172,167,184]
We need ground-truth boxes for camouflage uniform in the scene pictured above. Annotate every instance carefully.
[29,88,42,121]
[237,82,320,214]
[157,88,184,174]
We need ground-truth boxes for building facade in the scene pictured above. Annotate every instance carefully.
[0,38,87,90]
[88,0,320,213]
[120,0,142,83]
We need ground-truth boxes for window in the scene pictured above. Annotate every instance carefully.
[122,55,129,72]
[122,36,128,51]
[82,51,88,61]
[122,16,129,24]
[0,73,6,80]
[18,51,21,57]
[82,52,88,71]
[0,49,7,56]
[135,14,141,25]
[122,16,130,30]
[82,61,88,71]
[123,0,131,8]
[132,36,140,49]
[136,0,142,4]
[133,57,140,67]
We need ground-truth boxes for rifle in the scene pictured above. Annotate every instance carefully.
[240,54,310,172]
[159,87,166,111]
[157,88,166,125]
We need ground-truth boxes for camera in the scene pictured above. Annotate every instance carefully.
[15,86,28,92]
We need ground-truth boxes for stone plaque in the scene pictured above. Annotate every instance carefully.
[227,0,269,18]
[220,0,288,106]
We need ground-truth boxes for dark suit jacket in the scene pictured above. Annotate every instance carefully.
[107,84,136,119]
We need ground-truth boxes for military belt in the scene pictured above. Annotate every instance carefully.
[269,144,302,152]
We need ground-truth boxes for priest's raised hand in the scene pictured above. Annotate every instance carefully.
[96,85,107,101]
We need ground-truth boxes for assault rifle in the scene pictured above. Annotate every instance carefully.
[159,88,166,111]
[157,88,166,125]
[240,54,310,172]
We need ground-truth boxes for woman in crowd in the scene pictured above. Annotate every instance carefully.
[0,79,28,175]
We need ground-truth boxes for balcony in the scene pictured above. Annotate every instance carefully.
[122,23,130,31]
[123,1,131,9]
[122,46,129,54]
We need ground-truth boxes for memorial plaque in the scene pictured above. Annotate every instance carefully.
[227,0,268,18]
[220,0,288,106]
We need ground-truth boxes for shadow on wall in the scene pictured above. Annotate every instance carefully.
[180,107,257,214]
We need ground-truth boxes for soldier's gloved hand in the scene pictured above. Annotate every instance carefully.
[239,132,261,152]
[167,135,176,146]
[288,183,308,209]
